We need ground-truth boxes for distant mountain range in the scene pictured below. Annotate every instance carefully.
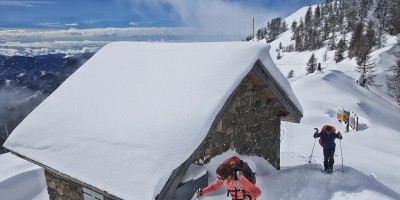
[0,53,93,153]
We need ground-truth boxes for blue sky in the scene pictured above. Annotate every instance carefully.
[0,0,320,29]
[0,0,321,53]
[0,0,174,29]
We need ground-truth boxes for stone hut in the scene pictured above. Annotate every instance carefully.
[4,42,302,200]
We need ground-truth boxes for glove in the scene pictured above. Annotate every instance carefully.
[338,131,343,139]
[195,188,202,197]
[313,128,319,138]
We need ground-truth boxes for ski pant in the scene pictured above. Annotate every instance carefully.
[323,147,335,170]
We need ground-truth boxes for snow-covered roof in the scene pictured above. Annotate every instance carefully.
[4,41,302,199]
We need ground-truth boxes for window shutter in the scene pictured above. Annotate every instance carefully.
[83,187,104,200]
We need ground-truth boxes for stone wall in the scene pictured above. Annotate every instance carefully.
[197,77,281,169]
[45,169,117,200]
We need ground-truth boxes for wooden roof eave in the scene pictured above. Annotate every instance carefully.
[250,60,303,123]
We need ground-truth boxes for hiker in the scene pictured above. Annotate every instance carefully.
[195,163,261,200]
[313,125,343,172]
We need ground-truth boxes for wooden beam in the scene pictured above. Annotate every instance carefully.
[251,60,303,123]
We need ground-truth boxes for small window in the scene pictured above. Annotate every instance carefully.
[83,187,104,200]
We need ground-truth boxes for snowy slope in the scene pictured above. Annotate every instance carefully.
[271,4,400,199]
[2,4,400,200]
[196,150,399,200]
[195,4,400,200]
[194,57,400,199]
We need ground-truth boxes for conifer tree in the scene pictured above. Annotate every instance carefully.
[294,18,305,51]
[306,53,318,74]
[374,0,399,35]
[387,55,400,104]
[322,21,330,41]
[374,0,389,31]
[329,32,336,50]
[376,25,386,48]
[280,20,288,33]
[287,70,295,79]
[345,0,358,31]
[323,50,328,62]
[291,20,297,33]
[256,29,264,40]
[243,35,253,42]
[314,4,321,26]
[349,22,364,59]
[305,6,313,28]
[356,54,377,88]
[277,51,282,60]
[334,37,347,63]
[390,0,400,34]
[365,21,376,51]
[387,38,400,104]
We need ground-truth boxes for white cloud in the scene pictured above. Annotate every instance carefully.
[129,21,153,26]
[34,22,63,28]
[0,27,188,55]
[65,23,78,26]
[0,40,107,56]
[0,1,53,7]
[126,0,279,39]
[0,27,187,41]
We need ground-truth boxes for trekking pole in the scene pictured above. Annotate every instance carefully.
[309,128,318,163]
[191,188,201,200]
[191,193,199,200]
[340,138,344,172]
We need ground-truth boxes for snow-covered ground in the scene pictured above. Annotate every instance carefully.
[189,5,400,200]
[2,46,400,200]
[0,153,48,200]
[1,4,400,200]
[191,44,400,199]
[192,51,400,199]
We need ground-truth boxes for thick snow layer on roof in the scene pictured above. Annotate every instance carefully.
[0,153,48,200]
[4,42,302,199]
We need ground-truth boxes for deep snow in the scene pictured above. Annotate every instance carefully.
[3,41,301,200]
[1,3,400,200]
[0,153,48,200]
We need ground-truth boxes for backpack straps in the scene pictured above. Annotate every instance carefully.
[234,171,243,190]
[227,171,246,199]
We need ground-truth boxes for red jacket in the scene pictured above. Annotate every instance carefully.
[202,174,261,199]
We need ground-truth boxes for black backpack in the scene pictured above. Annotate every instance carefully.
[232,160,256,184]
[224,157,257,198]
[224,156,256,184]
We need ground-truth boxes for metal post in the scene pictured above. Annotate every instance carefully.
[253,17,254,42]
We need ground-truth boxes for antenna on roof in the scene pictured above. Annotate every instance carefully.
[253,17,255,42]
